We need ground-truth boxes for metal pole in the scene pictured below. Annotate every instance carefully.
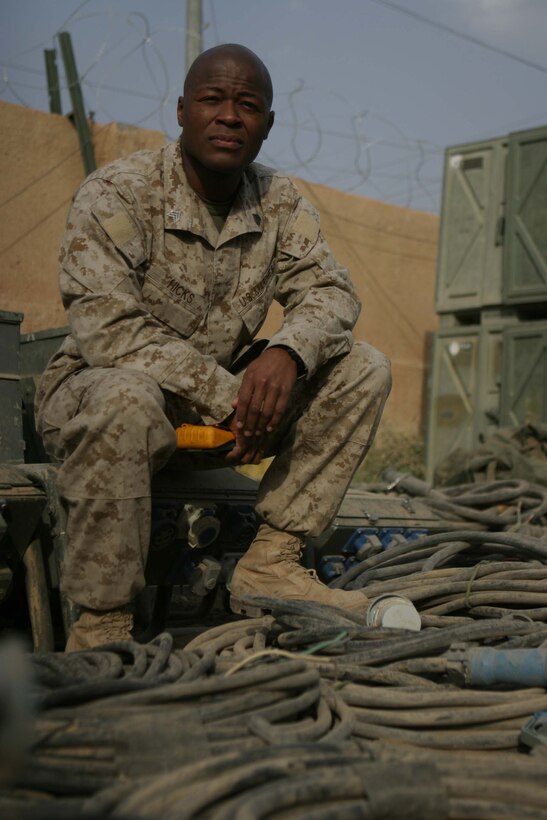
[185,0,203,77]
[44,49,62,115]
[58,31,96,176]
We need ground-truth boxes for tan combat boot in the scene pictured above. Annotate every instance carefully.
[230,523,368,615]
[65,606,134,652]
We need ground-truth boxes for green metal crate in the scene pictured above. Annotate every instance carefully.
[20,325,70,379]
[435,138,506,315]
[426,314,514,482]
[503,125,547,306]
[19,326,69,463]
[500,321,547,426]
[0,310,24,463]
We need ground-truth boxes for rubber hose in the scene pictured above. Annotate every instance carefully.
[349,693,547,728]
[352,720,518,751]
[248,695,333,744]
[449,797,547,819]
[332,530,547,589]
[333,619,546,667]
[340,682,543,709]
[112,745,362,818]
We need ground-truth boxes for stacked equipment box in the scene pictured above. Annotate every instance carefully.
[427,125,547,481]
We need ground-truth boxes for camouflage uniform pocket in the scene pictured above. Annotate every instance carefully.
[142,272,203,338]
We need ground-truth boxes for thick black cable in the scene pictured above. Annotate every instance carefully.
[332,530,547,589]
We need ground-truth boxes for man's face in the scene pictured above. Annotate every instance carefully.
[178,53,274,182]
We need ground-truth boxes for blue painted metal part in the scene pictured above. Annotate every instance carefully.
[318,527,429,582]
[341,527,428,556]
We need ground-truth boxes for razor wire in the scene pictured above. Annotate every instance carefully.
[0,0,444,212]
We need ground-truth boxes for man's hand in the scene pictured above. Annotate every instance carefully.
[225,347,298,464]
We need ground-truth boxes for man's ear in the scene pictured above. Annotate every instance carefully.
[264,110,275,140]
[177,96,184,128]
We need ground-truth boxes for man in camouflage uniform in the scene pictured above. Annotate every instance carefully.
[36,44,391,651]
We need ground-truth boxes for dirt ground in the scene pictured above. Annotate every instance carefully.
[353,430,426,484]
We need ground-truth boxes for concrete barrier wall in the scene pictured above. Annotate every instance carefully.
[0,101,438,435]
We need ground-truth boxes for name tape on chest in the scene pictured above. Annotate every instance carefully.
[166,276,195,304]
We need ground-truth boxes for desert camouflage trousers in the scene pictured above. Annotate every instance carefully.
[38,342,391,609]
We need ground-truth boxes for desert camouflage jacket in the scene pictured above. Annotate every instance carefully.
[37,140,360,424]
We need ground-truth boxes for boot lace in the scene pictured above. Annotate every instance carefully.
[278,537,305,563]
[278,543,322,584]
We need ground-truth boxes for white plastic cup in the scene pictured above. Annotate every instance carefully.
[366,594,421,631]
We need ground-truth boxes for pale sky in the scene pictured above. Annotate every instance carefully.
[2,0,547,212]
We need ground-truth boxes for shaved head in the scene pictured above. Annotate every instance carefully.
[184,44,273,107]
[178,43,275,200]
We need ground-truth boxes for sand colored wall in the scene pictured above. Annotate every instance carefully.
[0,101,438,434]
[259,179,439,436]
[0,101,166,330]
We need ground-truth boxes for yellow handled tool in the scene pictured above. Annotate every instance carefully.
[175,423,235,450]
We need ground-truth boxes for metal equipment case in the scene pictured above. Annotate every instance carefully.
[435,138,506,314]
[426,315,547,481]
[426,315,509,481]
[504,126,547,306]
[427,124,547,481]
[500,321,547,427]
[436,125,547,316]
[0,310,24,463]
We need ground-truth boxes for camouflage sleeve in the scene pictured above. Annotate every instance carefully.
[59,177,238,424]
[267,196,361,377]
